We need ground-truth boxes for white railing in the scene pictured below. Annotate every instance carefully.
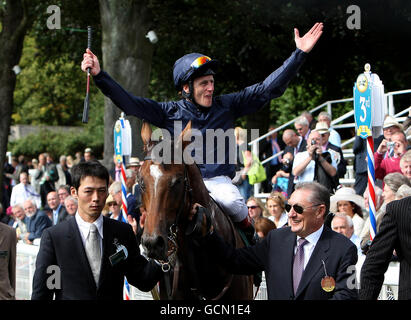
[15,242,39,300]
[250,89,411,198]
[16,242,399,300]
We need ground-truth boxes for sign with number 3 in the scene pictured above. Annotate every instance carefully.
[354,67,372,139]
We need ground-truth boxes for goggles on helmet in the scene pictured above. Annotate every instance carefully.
[173,53,218,90]
[190,56,212,69]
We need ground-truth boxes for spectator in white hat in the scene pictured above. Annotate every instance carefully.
[374,115,403,151]
[317,111,341,147]
[126,157,142,201]
[330,187,365,237]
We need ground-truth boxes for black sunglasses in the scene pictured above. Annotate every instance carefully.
[285,203,323,214]
[247,205,258,209]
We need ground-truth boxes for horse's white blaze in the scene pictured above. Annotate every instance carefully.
[150,164,163,196]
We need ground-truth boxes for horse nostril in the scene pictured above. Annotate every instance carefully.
[142,234,166,259]
[154,236,165,251]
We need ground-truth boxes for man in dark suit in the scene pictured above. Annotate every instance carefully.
[23,198,52,245]
[359,196,411,300]
[353,136,368,195]
[47,191,69,225]
[192,181,358,300]
[31,160,162,300]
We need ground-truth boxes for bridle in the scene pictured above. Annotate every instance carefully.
[140,156,193,272]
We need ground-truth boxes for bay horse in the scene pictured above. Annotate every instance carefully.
[138,121,254,300]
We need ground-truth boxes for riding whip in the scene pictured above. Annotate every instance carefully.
[82,26,92,123]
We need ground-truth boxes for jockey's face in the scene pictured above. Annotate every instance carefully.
[183,75,214,107]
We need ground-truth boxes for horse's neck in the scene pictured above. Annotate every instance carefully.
[187,164,211,206]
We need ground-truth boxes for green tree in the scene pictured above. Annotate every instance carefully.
[0,0,38,203]
[10,90,105,160]
[13,36,87,125]
[98,0,155,168]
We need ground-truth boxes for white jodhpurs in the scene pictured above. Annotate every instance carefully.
[203,175,248,223]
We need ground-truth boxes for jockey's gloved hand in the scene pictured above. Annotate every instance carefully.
[186,204,213,239]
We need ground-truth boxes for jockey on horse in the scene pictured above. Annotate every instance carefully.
[81,22,323,246]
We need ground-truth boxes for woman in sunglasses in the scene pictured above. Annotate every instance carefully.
[81,23,323,244]
[105,194,121,221]
[246,197,267,223]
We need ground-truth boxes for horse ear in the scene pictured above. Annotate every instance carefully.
[179,121,192,150]
[141,121,152,152]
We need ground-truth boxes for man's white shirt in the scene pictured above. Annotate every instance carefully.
[292,150,338,183]
[10,183,41,208]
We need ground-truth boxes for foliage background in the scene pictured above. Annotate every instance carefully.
[7,0,411,156]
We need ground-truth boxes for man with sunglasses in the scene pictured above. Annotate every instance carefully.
[81,23,323,242]
[189,181,358,300]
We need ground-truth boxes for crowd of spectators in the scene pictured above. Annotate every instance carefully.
[1,148,143,248]
[1,108,411,300]
[235,109,411,248]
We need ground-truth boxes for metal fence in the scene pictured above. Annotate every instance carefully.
[249,89,411,199]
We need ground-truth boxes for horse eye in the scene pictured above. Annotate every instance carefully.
[170,177,183,188]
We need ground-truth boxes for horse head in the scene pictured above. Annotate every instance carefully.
[139,121,208,263]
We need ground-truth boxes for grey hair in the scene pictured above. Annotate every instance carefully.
[395,184,411,200]
[294,181,330,216]
[332,212,354,229]
[282,129,297,140]
[318,111,332,121]
[25,198,38,210]
[300,111,312,120]
[109,181,122,195]
[125,168,135,179]
[58,184,70,193]
[383,172,411,194]
[295,116,309,127]
[64,195,78,205]
[12,203,25,211]
[400,149,411,165]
